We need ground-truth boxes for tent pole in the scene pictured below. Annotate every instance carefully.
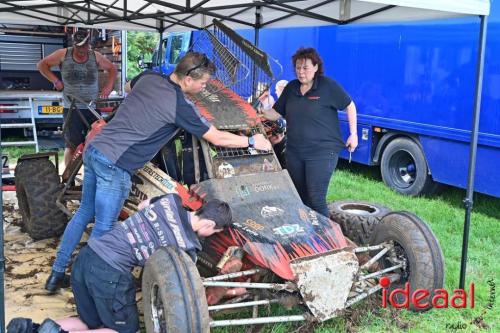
[158,19,165,74]
[0,126,5,330]
[254,5,261,46]
[252,6,262,102]
[459,14,488,290]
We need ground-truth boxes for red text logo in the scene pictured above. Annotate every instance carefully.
[379,276,475,309]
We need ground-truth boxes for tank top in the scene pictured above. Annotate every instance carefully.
[61,47,99,109]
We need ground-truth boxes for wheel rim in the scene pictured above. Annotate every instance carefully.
[340,203,379,216]
[150,283,167,333]
[385,241,410,284]
[388,150,416,189]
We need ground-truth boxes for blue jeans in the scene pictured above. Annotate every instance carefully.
[52,145,132,273]
[286,150,339,217]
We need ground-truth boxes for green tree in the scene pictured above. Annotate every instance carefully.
[127,31,159,80]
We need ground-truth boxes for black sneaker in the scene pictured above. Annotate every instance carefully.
[38,318,63,333]
[44,271,71,293]
[6,317,33,333]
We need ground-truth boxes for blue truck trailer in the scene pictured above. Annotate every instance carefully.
[150,3,500,198]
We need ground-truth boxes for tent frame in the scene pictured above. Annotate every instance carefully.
[0,1,399,31]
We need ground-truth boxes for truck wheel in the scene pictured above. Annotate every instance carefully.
[14,158,67,240]
[369,212,444,311]
[142,247,209,333]
[380,137,438,196]
[328,200,390,245]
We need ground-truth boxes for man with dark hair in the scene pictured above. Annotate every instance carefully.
[38,29,117,167]
[46,51,271,293]
[8,194,232,333]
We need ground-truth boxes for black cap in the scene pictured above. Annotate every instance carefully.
[73,30,90,47]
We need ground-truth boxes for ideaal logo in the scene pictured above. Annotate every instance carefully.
[379,277,475,309]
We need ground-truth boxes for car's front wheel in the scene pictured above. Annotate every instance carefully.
[142,246,209,333]
[370,211,445,311]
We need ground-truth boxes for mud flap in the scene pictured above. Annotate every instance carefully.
[290,250,358,322]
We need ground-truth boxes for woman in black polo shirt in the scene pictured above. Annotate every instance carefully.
[263,47,358,217]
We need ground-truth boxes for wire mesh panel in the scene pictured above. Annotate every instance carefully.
[203,126,279,178]
[191,28,249,96]
[190,19,281,102]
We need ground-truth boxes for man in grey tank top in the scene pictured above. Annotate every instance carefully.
[38,29,117,166]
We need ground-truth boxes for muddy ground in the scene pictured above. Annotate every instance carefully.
[3,191,78,323]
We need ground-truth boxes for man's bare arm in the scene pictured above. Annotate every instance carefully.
[261,108,282,121]
[37,49,66,90]
[95,51,117,98]
[202,125,272,151]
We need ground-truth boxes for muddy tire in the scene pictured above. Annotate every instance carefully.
[14,158,67,240]
[142,246,209,333]
[369,212,445,311]
[328,200,390,245]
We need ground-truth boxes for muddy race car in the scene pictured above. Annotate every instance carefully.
[129,83,444,331]
[14,20,444,332]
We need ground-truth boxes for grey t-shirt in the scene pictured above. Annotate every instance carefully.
[88,194,202,273]
[90,73,210,174]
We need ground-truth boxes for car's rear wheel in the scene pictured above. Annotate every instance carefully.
[15,158,67,240]
[142,246,209,333]
[328,200,390,245]
[370,211,445,311]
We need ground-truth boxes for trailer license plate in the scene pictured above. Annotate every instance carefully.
[39,105,63,114]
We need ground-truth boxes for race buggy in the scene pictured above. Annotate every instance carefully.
[14,20,444,332]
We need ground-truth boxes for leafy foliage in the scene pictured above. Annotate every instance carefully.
[126,31,159,80]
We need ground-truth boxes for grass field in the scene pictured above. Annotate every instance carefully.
[211,161,499,333]
[1,143,64,166]
[2,147,498,332]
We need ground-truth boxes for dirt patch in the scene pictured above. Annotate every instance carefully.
[3,194,78,323]
[342,296,413,332]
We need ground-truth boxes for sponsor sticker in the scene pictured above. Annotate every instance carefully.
[244,219,265,231]
[262,158,275,172]
[253,182,279,192]
[261,206,284,218]
[237,185,251,198]
[308,210,319,226]
[233,222,259,236]
[298,208,308,221]
[273,224,305,238]
[218,162,235,178]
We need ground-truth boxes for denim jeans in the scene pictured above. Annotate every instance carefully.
[52,145,132,273]
[286,150,339,217]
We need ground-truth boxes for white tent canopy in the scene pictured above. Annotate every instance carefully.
[0,1,490,32]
